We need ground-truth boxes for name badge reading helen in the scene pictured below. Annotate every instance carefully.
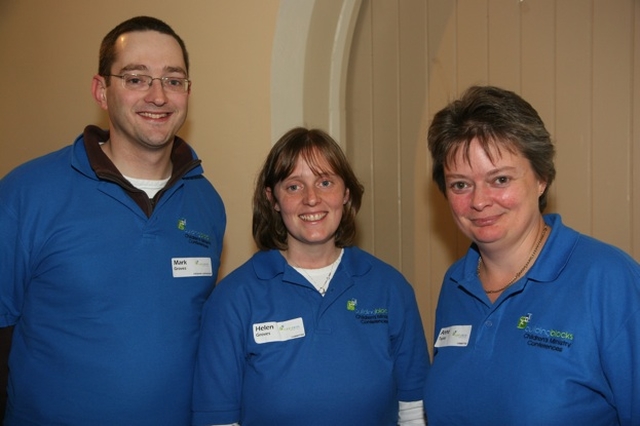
[254,318,306,344]
[435,325,472,347]
[171,257,213,278]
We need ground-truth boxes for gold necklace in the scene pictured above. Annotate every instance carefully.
[477,225,548,294]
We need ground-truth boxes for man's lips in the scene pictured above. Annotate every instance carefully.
[139,111,171,119]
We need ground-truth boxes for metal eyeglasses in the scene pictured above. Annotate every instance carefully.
[106,73,191,93]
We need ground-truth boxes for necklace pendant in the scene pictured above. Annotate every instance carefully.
[290,249,343,297]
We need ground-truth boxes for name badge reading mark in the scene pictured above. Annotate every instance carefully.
[435,325,472,347]
[254,318,306,344]
[171,257,213,278]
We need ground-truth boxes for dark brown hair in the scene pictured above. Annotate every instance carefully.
[253,127,364,250]
[98,16,189,84]
[428,85,556,212]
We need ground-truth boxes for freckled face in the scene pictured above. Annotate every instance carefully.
[268,155,349,251]
[443,138,546,250]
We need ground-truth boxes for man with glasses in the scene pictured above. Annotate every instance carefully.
[0,16,226,425]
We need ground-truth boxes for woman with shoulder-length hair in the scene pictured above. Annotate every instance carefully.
[192,127,430,426]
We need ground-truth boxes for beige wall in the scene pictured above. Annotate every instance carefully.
[0,0,280,278]
[346,0,640,344]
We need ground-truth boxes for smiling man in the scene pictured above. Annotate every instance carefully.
[0,16,226,425]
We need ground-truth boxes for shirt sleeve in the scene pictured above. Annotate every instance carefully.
[390,275,430,402]
[601,307,640,425]
[592,248,640,426]
[192,282,245,426]
[0,188,25,327]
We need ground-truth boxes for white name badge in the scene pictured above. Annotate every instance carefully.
[253,317,306,344]
[434,325,472,348]
[171,257,213,278]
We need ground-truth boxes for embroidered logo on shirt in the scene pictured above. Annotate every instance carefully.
[517,313,532,329]
[176,217,212,249]
[351,305,389,325]
[346,299,357,311]
[518,313,574,352]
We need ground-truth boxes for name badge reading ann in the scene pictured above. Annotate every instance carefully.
[253,318,306,344]
[171,257,213,278]
[435,325,472,348]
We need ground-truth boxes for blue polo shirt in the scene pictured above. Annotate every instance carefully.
[424,214,640,425]
[193,247,429,426]
[0,131,226,425]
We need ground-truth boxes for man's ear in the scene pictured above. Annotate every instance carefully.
[91,75,108,110]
